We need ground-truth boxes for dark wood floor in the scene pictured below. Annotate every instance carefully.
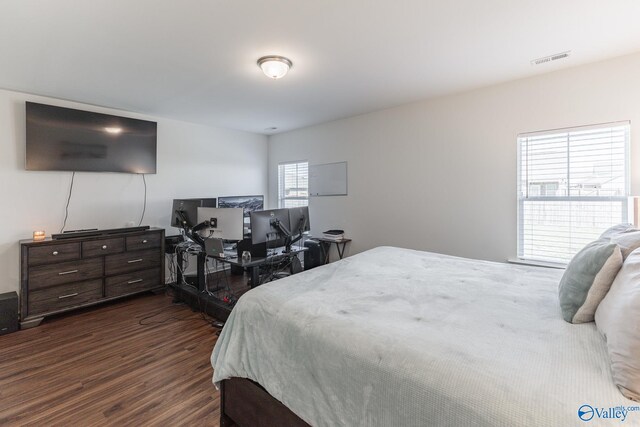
[0,289,235,426]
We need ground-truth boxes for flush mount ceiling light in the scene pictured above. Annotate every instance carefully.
[257,55,292,79]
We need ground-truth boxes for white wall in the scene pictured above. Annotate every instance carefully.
[268,52,640,262]
[0,88,268,294]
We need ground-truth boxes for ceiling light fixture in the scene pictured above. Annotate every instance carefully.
[104,127,122,134]
[257,55,292,79]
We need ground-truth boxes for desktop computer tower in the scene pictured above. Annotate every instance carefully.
[304,239,325,270]
[250,242,268,258]
[0,291,19,335]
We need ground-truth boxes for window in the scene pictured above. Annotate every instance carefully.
[278,161,309,208]
[517,122,630,264]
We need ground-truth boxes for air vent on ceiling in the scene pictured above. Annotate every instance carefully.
[531,51,571,66]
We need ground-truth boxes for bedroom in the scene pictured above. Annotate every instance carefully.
[1,1,640,426]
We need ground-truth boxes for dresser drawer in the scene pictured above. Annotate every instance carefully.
[28,242,81,266]
[105,249,161,276]
[105,268,161,297]
[29,258,104,291]
[126,232,162,252]
[82,237,125,258]
[28,279,103,316]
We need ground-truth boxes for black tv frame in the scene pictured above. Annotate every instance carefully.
[25,101,157,174]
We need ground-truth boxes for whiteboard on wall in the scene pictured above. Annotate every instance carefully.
[309,161,348,196]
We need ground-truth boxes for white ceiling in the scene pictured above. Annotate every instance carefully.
[1,1,640,134]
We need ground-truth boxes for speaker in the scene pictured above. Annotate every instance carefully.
[0,291,19,335]
[304,239,325,270]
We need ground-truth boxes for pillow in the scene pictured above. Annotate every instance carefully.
[595,248,640,401]
[599,224,640,259]
[599,223,635,240]
[558,240,623,323]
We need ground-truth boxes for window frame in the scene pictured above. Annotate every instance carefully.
[516,121,631,264]
[277,160,309,209]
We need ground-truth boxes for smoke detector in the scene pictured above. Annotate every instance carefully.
[531,51,571,66]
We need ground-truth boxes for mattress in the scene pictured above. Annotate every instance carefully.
[211,246,634,426]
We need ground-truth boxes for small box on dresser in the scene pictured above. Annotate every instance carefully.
[20,228,165,328]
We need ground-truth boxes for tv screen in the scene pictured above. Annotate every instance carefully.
[25,102,157,173]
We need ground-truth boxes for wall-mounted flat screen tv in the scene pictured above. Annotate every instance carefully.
[25,102,157,173]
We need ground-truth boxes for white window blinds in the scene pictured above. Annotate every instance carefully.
[517,122,630,264]
[278,161,309,208]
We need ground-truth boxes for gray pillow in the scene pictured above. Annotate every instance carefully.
[595,248,640,401]
[558,240,623,323]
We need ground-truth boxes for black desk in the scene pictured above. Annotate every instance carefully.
[175,249,207,291]
[173,245,232,321]
[211,248,307,288]
[172,245,307,322]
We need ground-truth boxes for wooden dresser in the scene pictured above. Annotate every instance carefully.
[20,227,165,328]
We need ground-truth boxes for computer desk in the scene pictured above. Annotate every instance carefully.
[173,245,232,321]
[211,247,308,288]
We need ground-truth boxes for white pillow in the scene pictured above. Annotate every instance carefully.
[595,247,640,401]
[599,223,635,240]
[600,224,640,259]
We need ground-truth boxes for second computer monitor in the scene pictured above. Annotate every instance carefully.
[171,198,217,229]
[197,207,244,241]
[217,195,264,218]
[288,206,310,235]
[250,209,291,247]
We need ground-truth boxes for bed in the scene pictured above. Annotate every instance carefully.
[211,246,630,426]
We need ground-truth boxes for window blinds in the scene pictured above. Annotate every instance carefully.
[517,122,630,263]
[278,161,309,208]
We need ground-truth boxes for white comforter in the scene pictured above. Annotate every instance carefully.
[211,247,631,426]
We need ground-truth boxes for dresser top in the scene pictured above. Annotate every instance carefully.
[20,227,164,246]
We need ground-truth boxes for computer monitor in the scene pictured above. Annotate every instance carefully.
[217,195,264,218]
[250,209,291,247]
[288,206,310,236]
[218,195,265,235]
[171,198,217,229]
[197,207,244,241]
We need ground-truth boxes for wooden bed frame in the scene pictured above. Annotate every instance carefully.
[220,378,310,427]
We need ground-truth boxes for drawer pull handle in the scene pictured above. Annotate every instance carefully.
[142,239,148,244]
[58,293,78,299]
[102,245,108,250]
[128,279,143,284]
[52,251,59,256]
[128,259,143,264]
[58,269,79,275]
